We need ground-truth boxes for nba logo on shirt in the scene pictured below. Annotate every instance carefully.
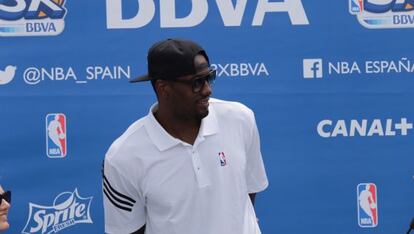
[218,152,227,166]
[46,113,67,158]
[357,183,378,227]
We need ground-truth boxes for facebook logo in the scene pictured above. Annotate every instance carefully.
[303,59,323,78]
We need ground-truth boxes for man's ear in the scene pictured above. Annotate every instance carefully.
[155,80,170,99]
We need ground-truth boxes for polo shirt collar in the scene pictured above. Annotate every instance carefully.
[145,102,219,151]
[199,104,219,137]
[145,103,180,151]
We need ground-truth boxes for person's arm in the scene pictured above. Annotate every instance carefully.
[103,159,146,234]
[244,108,268,197]
[131,225,146,234]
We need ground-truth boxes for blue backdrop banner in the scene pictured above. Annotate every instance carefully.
[1,0,414,233]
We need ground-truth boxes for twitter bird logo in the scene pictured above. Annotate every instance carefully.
[0,65,17,85]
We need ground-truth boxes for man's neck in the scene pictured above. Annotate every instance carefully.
[154,109,200,145]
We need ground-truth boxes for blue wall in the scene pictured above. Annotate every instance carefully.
[1,0,414,233]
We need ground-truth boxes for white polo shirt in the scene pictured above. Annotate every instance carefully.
[103,98,268,234]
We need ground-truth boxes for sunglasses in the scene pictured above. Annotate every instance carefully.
[0,191,11,205]
[169,69,216,93]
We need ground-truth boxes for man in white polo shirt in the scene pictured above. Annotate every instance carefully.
[102,38,268,234]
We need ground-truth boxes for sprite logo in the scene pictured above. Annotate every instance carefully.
[22,188,93,234]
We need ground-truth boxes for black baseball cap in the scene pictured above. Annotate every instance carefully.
[130,38,210,83]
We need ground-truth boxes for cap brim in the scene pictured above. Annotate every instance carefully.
[129,74,152,83]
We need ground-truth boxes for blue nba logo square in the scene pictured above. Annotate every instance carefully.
[46,113,67,158]
[357,183,378,227]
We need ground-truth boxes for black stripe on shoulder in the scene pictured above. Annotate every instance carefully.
[103,174,137,204]
[103,180,135,207]
[103,188,132,212]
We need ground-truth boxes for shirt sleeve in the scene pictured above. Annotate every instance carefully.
[102,158,146,234]
[244,109,269,194]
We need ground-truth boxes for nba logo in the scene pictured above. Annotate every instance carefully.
[46,113,67,158]
[350,0,364,13]
[357,183,378,227]
[218,152,227,166]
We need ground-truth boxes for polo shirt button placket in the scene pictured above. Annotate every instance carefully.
[192,150,200,171]
[191,148,209,187]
